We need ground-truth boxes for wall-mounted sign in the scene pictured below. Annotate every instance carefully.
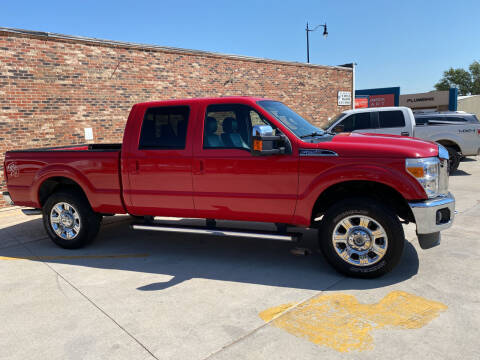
[355,97,368,108]
[369,94,395,107]
[338,91,352,106]
[399,91,449,109]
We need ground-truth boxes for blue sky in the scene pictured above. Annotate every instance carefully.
[2,0,478,94]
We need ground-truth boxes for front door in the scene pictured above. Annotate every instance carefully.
[192,103,298,224]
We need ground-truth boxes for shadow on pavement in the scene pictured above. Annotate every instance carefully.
[0,216,419,292]
[450,169,471,176]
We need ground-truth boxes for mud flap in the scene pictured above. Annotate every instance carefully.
[418,232,441,249]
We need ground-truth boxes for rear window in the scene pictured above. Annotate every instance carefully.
[139,106,189,149]
[444,116,467,122]
[415,117,428,126]
[378,111,405,128]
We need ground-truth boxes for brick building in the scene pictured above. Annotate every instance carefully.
[0,27,353,207]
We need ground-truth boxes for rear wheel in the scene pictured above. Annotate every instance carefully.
[318,198,404,278]
[42,190,101,249]
[446,146,461,174]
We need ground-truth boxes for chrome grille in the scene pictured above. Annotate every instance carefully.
[438,158,449,194]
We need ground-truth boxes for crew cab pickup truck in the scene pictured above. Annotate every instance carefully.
[3,97,456,278]
[323,106,480,173]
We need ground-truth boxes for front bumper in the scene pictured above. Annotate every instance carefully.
[2,192,14,206]
[409,192,455,234]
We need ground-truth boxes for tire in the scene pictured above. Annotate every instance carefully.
[446,146,461,174]
[42,190,102,249]
[318,198,404,278]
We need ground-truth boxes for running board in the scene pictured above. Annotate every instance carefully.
[21,208,42,215]
[131,224,300,242]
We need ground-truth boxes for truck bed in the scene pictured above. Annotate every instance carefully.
[4,143,125,214]
[7,143,122,152]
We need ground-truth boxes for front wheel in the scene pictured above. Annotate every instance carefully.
[446,146,461,174]
[43,190,102,249]
[318,198,404,278]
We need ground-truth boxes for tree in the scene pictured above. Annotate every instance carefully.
[434,61,480,95]
[469,61,480,95]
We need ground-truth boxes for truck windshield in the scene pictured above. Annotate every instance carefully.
[321,113,346,130]
[257,100,325,138]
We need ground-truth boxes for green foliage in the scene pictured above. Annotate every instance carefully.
[434,61,480,95]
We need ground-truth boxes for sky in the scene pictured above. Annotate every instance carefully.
[1,0,479,94]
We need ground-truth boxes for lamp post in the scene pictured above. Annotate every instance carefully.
[306,22,328,63]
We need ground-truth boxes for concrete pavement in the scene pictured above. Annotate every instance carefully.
[0,159,479,359]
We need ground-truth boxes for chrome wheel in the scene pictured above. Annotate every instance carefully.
[332,215,388,266]
[50,202,81,240]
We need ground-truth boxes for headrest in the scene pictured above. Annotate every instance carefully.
[222,117,238,133]
[206,117,218,133]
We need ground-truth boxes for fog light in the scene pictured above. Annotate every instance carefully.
[436,208,450,224]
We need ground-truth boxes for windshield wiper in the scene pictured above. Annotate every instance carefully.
[300,131,325,139]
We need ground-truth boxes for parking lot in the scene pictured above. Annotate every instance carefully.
[0,159,479,360]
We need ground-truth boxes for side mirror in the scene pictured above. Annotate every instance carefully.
[251,125,286,156]
[332,124,345,133]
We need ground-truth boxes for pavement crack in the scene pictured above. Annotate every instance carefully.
[17,241,160,360]
[201,277,346,360]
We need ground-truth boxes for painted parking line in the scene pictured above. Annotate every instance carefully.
[259,291,447,353]
[0,253,149,261]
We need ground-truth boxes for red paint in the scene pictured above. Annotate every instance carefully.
[4,97,437,227]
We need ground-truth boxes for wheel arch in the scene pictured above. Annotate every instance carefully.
[436,139,461,153]
[310,180,414,226]
[38,176,90,208]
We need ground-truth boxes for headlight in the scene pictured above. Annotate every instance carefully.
[406,157,440,198]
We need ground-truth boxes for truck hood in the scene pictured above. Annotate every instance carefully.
[305,132,439,158]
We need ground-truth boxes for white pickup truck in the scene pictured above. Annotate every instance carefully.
[323,107,480,173]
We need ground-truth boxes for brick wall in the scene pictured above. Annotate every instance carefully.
[0,29,353,208]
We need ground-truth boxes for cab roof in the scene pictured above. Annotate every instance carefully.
[135,96,273,107]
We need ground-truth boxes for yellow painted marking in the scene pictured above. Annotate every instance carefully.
[0,254,149,261]
[259,291,447,353]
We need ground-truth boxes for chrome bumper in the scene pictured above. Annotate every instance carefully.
[409,192,455,235]
[2,192,14,206]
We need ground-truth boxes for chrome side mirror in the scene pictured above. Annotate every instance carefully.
[252,125,274,137]
[251,125,286,156]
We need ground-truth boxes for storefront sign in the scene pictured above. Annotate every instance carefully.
[399,91,449,109]
[355,97,368,108]
[369,94,395,107]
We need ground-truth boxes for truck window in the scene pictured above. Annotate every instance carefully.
[444,116,467,122]
[204,104,268,150]
[415,117,428,126]
[139,106,189,149]
[340,113,372,131]
[378,111,405,128]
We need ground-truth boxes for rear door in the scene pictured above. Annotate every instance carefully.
[374,109,412,136]
[124,104,196,217]
[191,102,298,224]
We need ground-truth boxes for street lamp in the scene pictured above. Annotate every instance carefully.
[306,22,328,63]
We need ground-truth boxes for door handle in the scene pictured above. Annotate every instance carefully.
[135,160,139,174]
[401,131,409,136]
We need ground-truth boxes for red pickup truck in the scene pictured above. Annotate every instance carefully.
[3,97,455,277]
